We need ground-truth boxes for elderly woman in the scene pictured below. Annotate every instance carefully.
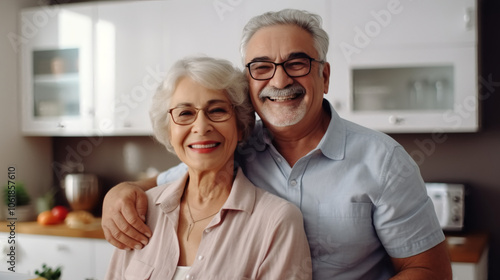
[105,56,311,280]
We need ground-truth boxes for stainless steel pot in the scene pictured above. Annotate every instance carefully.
[62,173,100,211]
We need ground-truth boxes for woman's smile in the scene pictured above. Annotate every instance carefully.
[188,141,221,153]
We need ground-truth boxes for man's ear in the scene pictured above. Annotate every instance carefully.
[322,62,331,95]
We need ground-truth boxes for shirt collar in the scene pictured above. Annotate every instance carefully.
[316,99,346,161]
[221,167,256,214]
[155,167,256,215]
[253,99,346,161]
[155,173,187,213]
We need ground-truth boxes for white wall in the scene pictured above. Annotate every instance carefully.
[0,0,53,219]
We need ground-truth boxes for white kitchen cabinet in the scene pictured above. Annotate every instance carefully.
[447,234,489,280]
[0,233,114,280]
[20,0,480,135]
[452,250,488,280]
[93,0,165,136]
[20,5,95,136]
[20,1,166,136]
[161,0,246,69]
[327,0,479,133]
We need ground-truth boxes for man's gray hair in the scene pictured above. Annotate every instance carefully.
[150,56,255,153]
[240,9,329,63]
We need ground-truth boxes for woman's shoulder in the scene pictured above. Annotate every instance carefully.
[146,183,171,200]
[146,175,186,207]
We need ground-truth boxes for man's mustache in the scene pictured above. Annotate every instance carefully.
[259,84,306,99]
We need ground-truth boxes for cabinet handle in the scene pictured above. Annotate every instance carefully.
[56,244,70,251]
[57,122,65,128]
[388,115,404,125]
[464,7,474,30]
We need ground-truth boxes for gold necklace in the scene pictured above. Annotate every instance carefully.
[185,198,219,241]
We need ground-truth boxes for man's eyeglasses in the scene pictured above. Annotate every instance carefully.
[245,56,324,81]
[168,101,234,125]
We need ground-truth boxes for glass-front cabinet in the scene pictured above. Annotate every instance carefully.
[32,48,80,118]
[326,0,479,133]
[20,1,166,136]
[20,5,94,135]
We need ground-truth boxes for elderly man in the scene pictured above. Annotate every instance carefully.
[102,9,451,279]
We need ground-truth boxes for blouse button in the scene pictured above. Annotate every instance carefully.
[198,255,204,261]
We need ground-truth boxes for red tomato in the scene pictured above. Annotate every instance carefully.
[51,206,69,222]
[37,210,60,225]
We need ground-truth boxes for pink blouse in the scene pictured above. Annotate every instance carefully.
[105,168,312,280]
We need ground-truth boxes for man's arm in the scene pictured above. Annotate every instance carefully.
[390,241,452,280]
[101,176,157,250]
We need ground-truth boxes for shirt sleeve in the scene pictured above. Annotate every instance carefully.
[156,162,188,185]
[374,146,445,258]
[257,203,313,280]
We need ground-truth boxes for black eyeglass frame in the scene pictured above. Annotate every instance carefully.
[245,56,325,81]
[168,103,235,126]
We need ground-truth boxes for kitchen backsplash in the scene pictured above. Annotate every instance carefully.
[52,135,180,198]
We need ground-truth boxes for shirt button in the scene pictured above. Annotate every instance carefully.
[276,157,282,163]
[290,179,297,186]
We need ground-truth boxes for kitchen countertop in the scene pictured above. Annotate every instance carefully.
[0,220,489,263]
[0,219,105,239]
[445,232,489,263]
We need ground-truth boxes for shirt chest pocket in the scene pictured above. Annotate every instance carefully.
[315,202,378,268]
[124,259,154,280]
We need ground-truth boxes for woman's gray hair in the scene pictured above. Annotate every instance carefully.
[150,56,255,153]
[240,9,329,63]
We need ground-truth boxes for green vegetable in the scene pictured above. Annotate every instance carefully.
[34,263,62,280]
[3,182,31,206]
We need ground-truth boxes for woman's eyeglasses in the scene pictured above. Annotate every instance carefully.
[168,101,234,125]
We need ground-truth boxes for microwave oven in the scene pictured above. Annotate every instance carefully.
[425,183,465,231]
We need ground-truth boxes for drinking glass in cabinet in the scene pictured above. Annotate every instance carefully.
[32,48,80,118]
[352,65,454,112]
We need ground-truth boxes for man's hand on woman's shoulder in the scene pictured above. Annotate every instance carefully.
[101,177,156,250]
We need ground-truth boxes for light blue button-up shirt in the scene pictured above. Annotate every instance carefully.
[158,100,444,279]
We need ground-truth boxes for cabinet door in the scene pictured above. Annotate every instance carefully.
[329,0,476,55]
[20,5,95,136]
[94,0,166,136]
[326,0,478,133]
[13,234,94,280]
[327,46,478,133]
[162,0,246,69]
